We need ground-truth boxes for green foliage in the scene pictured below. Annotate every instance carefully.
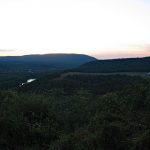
[132,130,150,150]
[19,74,147,95]
[0,74,150,149]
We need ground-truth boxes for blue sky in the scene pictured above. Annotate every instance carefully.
[0,0,150,58]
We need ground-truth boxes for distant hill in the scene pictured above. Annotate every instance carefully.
[0,53,96,89]
[74,57,150,73]
[0,53,96,73]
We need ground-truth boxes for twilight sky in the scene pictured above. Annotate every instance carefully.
[0,0,150,58]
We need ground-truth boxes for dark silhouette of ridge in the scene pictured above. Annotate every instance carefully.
[74,56,150,73]
[0,53,96,72]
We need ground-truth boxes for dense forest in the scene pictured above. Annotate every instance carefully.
[1,56,150,89]
[0,73,150,150]
[0,54,95,89]
[0,54,95,73]
[0,55,150,149]
[19,73,147,95]
[74,57,150,73]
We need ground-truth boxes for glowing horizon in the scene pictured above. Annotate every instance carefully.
[0,0,150,59]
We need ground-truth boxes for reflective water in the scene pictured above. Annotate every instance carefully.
[20,79,36,87]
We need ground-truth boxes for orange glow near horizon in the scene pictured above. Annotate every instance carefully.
[93,51,150,59]
[90,45,150,59]
[0,47,150,59]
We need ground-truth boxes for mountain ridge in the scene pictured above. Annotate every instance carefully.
[74,56,150,73]
[0,53,96,72]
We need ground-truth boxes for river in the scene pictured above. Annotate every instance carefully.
[19,79,36,87]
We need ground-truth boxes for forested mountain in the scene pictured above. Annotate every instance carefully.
[74,56,150,73]
[0,53,96,72]
[0,54,96,89]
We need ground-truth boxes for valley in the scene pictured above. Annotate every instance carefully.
[0,54,150,150]
[1,0,149,149]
